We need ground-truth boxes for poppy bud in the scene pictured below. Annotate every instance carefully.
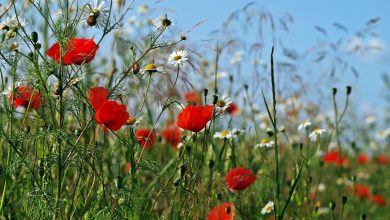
[212,95,218,105]
[208,160,215,169]
[307,176,312,183]
[132,63,140,74]
[244,84,248,91]
[39,159,45,178]
[116,176,123,189]
[203,89,208,97]
[31,31,38,43]
[28,52,34,59]
[342,196,348,204]
[329,201,336,210]
[180,164,186,177]
[346,86,352,95]
[229,75,233,82]
[332,88,337,95]
[361,214,366,220]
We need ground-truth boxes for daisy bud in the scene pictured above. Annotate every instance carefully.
[329,201,336,210]
[342,196,348,204]
[31,31,38,43]
[180,34,187,41]
[132,63,140,74]
[346,85,352,95]
[212,94,218,105]
[332,88,337,95]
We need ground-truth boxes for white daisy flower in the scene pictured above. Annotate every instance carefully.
[168,50,188,67]
[261,201,274,215]
[255,138,274,148]
[309,128,326,141]
[154,15,172,30]
[83,0,109,28]
[140,63,164,76]
[365,115,376,126]
[125,114,143,128]
[0,15,27,30]
[215,95,232,113]
[214,130,233,139]
[317,183,326,192]
[231,128,245,135]
[298,120,312,131]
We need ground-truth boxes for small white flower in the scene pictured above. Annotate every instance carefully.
[0,16,27,30]
[261,201,274,215]
[154,15,173,30]
[377,128,390,140]
[214,130,232,139]
[309,128,326,141]
[255,138,274,148]
[231,128,245,135]
[168,50,188,67]
[298,120,312,131]
[83,0,109,28]
[125,114,143,128]
[317,207,330,215]
[215,95,232,113]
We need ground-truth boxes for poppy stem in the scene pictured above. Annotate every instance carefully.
[139,72,152,113]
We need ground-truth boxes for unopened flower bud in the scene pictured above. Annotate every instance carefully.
[342,196,348,204]
[132,63,140,74]
[332,88,337,95]
[329,201,336,210]
[212,94,218,105]
[203,89,208,98]
[31,31,38,43]
[346,86,352,95]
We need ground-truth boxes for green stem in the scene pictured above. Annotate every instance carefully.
[139,73,152,112]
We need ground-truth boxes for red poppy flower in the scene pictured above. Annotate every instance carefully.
[323,151,349,167]
[354,184,370,199]
[47,38,99,65]
[206,202,234,220]
[371,194,387,206]
[162,122,181,148]
[176,105,213,132]
[87,87,108,111]
[376,154,388,165]
[88,87,129,132]
[357,153,370,165]
[136,128,156,149]
[9,86,43,110]
[268,217,275,220]
[225,167,256,192]
[184,91,201,104]
[226,102,239,116]
[95,101,129,132]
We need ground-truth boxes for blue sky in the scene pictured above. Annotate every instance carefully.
[147,0,390,115]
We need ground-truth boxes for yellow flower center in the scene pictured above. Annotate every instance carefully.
[265,205,273,212]
[221,130,229,137]
[216,100,225,107]
[173,55,182,61]
[260,138,270,144]
[126,116,136,125]
[144,63,157,71]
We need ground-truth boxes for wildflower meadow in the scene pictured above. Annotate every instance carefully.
[0,1,389,219]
